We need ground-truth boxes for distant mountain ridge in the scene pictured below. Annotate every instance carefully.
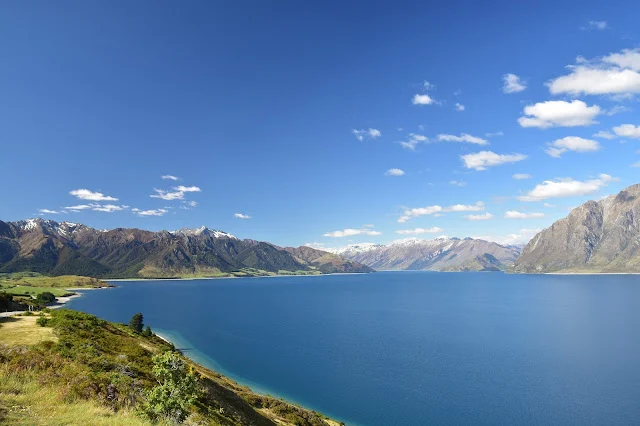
[0,218,373,278]
[513,183,640,273]
[336,237,521,271]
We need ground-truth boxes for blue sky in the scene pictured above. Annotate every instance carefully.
[1,0,639,248]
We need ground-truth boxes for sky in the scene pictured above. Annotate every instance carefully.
[1,0,639,249]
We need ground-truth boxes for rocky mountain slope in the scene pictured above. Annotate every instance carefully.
[0,219,372,278]
[337,237,521,271]
[513,183,640,273]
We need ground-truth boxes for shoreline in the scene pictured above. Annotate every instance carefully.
[107,271,368,282]
[152,329,349,426]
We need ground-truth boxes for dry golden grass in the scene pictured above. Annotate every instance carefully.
[0,316,57,346]
[0,367,152,426]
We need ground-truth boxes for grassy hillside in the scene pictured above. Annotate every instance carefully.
[0,310,343,426]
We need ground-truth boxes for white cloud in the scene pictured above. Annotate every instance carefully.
[162,175,180,181]
[504,211,545,219]
[631,162,640,168]
[449,180,467,187]
[604,105,632,116]
[150,189,184,200]
[445,202,485,212]
[385,168,405,176]
[582,20,608,30]
[473,228,541,245]
[548,49,640,97]
[69,189,118,201]
[412,94,436,105]
[485,131,504,137]
[612,124,640,138]
[324,228,382,238]
[38,209,62,215]
[454,103,465,112]
[512,173,532,180]
[234,213,251,219]
[180,201,198,209]
[518,100,600,128]
[65,204,92,211]
[353,128,382,141]
[92,204,128,213]
[396,227,444,235]
[503,73,527,93]
[136,208,168,217]
[64,203,127,213]
[543,203,555,208]
[400,133,428,150]
[545,136,601,158]
[398,205,442,223]
[436,133,488,145]
[593,130,616,139]
[461,151,527,171]
[518,174,615,201]
[398,202,484,222]
[466,212,493,221]
[174,185,201,193]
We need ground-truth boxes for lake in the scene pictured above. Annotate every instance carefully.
[66,272,640,425]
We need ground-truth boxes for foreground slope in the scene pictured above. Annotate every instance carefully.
[0,310,341,426]
[0,219,371,278]
[513,184,640,273]
[337,237,521,271]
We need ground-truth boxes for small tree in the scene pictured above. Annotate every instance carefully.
[143,351,201,423]
[35,291,56,306]
[129,312,144,333]
[142,325,152,337]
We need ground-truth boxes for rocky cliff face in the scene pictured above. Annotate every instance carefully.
[513,184,640,273]
[337,237,521,271]
[0,219,372,278]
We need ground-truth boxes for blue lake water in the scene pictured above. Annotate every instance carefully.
[66,272,640,425]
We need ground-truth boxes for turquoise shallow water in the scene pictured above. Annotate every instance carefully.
[67,272,640,425]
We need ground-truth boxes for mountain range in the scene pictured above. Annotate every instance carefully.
[513,183,640,273]
[0,219,372,278]
[337,237,522,272]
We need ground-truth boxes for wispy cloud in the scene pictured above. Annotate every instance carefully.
[461,151,526,171]
[512,173,532,180]
[396,227,444,235]
[161,175,180,181]
[466,212,493,221]
[398,202,484,223]
[399,133,428,150]
[135,208,168,217]
[454,103,465,112]
[234,213,252,219]
[69,189,118,201]
[504,211,545,219]
[38,209,63,215]
[324,228,382,238]
[150,189,184,200]
[581,20,608,30]
[437,133,488,145]
[174,185,201,193]
[353,128,382,141]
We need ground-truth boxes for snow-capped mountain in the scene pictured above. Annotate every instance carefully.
[336,236,521,271]
[0,218,371,278]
